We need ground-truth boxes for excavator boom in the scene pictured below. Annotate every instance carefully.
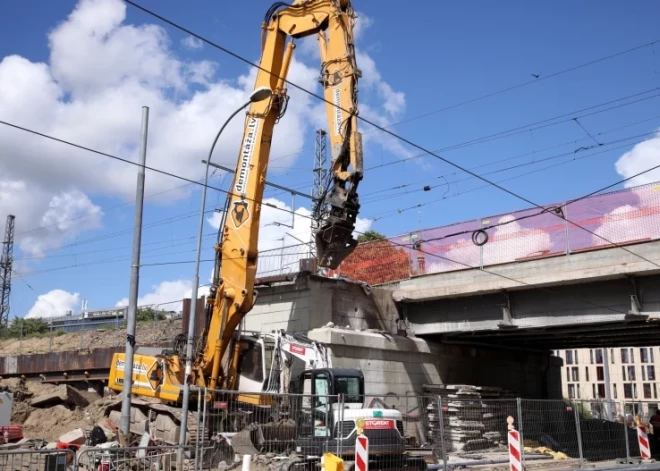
[201,0,363,392]
[109,0,363,407]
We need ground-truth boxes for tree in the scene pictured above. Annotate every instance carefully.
[136,307,167,323]
[357,230,387,243]
[1,317,50,339]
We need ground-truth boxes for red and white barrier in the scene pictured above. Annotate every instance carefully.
[637,425,651,459]
[355,435,369,471]
[508,429,522,471]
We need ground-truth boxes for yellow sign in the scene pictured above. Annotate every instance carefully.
[356,417,365,436]
[147,361,164,391]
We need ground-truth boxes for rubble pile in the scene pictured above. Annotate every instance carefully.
[424,384,517,453]
[0,318,182,356]
[0,378,108,442]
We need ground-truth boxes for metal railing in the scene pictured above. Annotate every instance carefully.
[0,447,75,471]
[329,180,660,286]
[75,445,189,470]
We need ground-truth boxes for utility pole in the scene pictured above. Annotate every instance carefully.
[0,214,15,330]
[120,106,149,441]
[310,130,328,259]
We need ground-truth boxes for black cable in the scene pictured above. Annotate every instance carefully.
[266,37,660,164]
[361,114,660,200]
[363,130,658,205]
[120,1,660,271]
[0,119,319,226]
[365,88,660,172]
[381,232,627,316]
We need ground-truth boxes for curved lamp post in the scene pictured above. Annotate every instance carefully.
[178,86,273,451]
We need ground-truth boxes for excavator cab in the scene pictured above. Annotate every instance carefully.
[290,368,426,470]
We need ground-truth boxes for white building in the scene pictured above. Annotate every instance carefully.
[555,347,659,417]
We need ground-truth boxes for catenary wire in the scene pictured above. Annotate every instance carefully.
[360,114,660,201]
[362,130,659,205]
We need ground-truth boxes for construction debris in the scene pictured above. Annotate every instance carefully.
[424,384,517,453]
[30,384,90,409]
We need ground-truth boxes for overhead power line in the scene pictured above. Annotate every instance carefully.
[263,33,660,163]
[120,1,660,274]
[369,137,658,220]
[0,119,319,226]
[117,1,653,209]
[363,130,659,206]
[361,114,660,201]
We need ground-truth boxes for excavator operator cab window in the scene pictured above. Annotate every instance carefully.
[239,342,264,384]
[335,376,363,404]
[314,373,330,412]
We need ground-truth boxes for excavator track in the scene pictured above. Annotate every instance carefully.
[104,398,202,446]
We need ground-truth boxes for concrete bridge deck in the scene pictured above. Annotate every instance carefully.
[392,240,660,350]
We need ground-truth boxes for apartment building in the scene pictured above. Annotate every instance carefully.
[554,347,659,416]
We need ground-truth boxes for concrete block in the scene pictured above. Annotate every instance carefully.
[59,428,86,445]
[30,385,89,409]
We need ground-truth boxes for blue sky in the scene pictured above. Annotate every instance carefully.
[1,0,659,318]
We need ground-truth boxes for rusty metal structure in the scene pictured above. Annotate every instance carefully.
[0,214,15,330]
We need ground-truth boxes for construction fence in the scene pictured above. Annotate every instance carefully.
[191,390,660,469]
[2,394,659,470]
[329,180,660,286]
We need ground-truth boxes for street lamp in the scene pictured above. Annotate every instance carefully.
[178,86,273,451]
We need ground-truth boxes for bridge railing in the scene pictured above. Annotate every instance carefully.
[329,180,660,285]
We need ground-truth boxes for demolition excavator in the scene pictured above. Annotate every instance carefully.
[107,2,427,468]
[110,0,363,405]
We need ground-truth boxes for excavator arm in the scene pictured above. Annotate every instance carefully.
[199,0,363,391]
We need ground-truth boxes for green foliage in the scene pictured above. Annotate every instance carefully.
[55,330,67,337]
[357,230,387,243]
[2,317,50,339]
[136,307,167,323]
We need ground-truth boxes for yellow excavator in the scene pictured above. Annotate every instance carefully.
[107,0,364,445]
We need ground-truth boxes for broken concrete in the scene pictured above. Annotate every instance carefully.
[30,384,90,409]
[58,428,86,445]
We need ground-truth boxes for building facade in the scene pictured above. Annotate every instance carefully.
[555,347,659,417]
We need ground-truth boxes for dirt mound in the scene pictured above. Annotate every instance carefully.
[0,318,182,356]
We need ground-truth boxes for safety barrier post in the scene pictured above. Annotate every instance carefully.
[355,417,369,471]
[516,397,525,468]
[637,422,651,460]
[507,415,522,471]
[437,395,448,471]
[624,401,631,462]
[195,391,202,471]
[573,401,584,464]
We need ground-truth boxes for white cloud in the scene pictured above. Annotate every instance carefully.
[353,12,374,40]
[615,131,660,187]
[1,0,398,292]
[181,35,203,50]
[115,279,210,312]
[26,289,80,318]
[0,0,320,256]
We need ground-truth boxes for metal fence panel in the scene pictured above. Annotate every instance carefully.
[441,397,518,456]
[0,448,75,471]
[75,446,189,471]
[520,399,581,459]
[200,389,339,467]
